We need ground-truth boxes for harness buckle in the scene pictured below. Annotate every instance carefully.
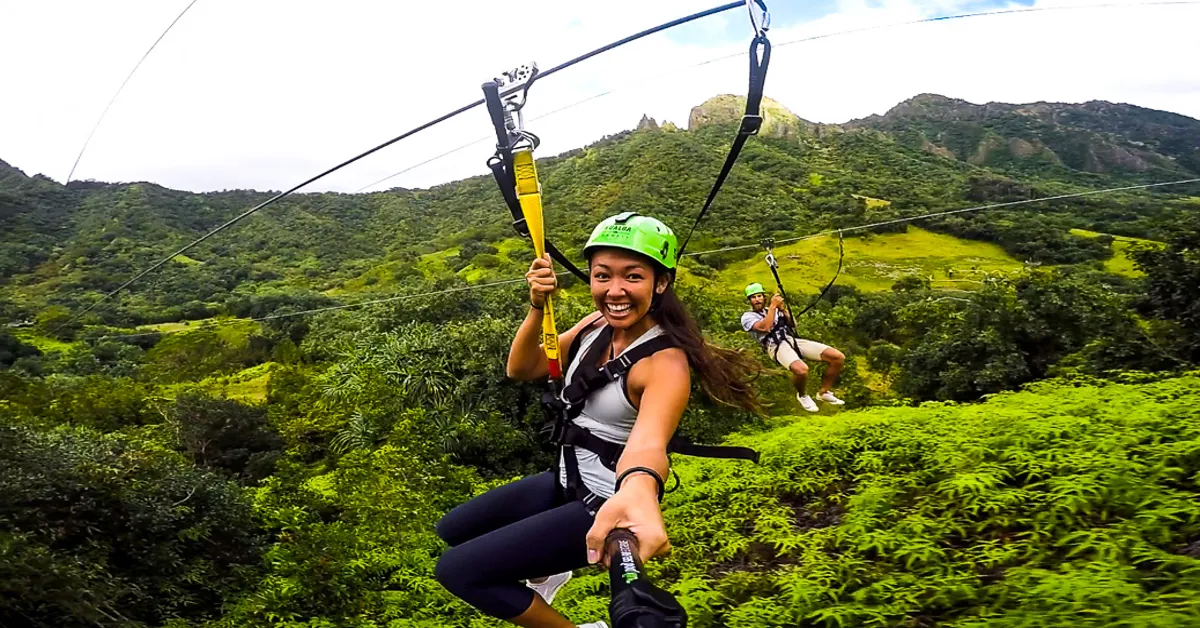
[580,491,605,516]
[739,114,763,136]
[603,354,633,381]
[512,216,530,237]
[545,414,567,445]
[557,387,578,409]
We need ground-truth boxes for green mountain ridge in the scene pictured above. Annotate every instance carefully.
[846,93,1200,177]
[2,93,1197,328]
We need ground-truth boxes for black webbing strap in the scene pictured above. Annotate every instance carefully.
[482,81,590,283]
[676,33,771,259]
[789,229,844,318]
[560,328,677,409]
[560,437,606,516]
[764,250,805,357]
[549,319,762,511]
[668,436,760,464]
[562,424,625,469]
[552,323,761,465]
[562,423,760,470]
[565,313,605,369]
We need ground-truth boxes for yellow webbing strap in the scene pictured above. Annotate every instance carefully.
[513,148,563,379]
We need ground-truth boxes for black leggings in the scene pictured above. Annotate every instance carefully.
[435,471,595,619]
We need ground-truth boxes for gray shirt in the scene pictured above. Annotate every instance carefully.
[741,309,787,346]
[558,323,666,500]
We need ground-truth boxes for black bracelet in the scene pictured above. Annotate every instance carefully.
[615,466,665,502]
[530,301,544,310]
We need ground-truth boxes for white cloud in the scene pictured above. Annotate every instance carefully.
[0,0,1196,195]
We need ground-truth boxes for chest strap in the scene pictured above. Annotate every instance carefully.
[543,325,672,420]
[750,311,788,348]
[563,422,760,471]
[549,324,759,466]
[543,320,761,513]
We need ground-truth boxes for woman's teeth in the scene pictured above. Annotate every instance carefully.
[607,303,632,314]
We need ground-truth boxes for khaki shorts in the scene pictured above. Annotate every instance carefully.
[765,335,830,369]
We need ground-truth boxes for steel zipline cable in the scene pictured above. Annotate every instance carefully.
[356,0,1200,193]
[58,1,745,331]
[66,0,201,184]
[680,177,1200,258]
[59,0,1200,330]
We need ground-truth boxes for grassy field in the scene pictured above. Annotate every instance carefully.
[207,362,273,402]
[12,329,76,353]
[1070,228,1159,278]
[715,227,1026,294]
[136,319,216,333]
[329,246,466,295]
[851,194,892,209]
[161,361,275,403]
[259,225,1136,306]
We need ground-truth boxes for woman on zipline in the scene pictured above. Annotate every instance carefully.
[434,211,762,628]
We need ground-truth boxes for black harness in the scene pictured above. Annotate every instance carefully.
[749,309,791,355]
[541,319,760,515]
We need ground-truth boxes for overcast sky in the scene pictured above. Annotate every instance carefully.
[1,0,1197,195]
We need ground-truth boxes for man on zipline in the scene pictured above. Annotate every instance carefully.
[741,283,845,412]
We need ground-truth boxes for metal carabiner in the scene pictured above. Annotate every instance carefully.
[492,62,541,149]
[746,0,770,39]
[760,237,778,269]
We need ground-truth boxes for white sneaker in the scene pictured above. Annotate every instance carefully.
[526,570,572,605]
[578,622,609,628]
[819,391,845,405]
[797,394,819,412]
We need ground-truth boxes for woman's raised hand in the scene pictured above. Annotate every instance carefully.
[526,254,557,308]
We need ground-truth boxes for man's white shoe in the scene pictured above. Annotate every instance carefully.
[819,391,845,405]
[526,571,572,605]
[578,622,610,628]
[797,394,819,412]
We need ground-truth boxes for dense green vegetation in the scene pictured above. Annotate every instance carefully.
[552,372,1200,627]
[2,92,1199,626]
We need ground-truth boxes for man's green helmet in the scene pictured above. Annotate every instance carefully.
[745,282,767,298]
[582,211,678,270]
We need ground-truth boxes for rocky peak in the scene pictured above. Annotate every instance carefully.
[637,114,660,131]
[852,94,998,126]
[0,158,23,175]
[688,94,816,139]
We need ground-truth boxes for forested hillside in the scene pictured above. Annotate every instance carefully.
[3,95,1197,329]
[847,93,1200,178]
[2,92,1200,627]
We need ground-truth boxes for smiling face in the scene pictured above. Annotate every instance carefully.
[588,248,670,332]
[748,292,766,311]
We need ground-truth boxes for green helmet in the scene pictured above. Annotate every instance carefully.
[582,211,678,270]
[744,283,767,298]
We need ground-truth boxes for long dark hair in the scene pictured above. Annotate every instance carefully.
[650,269,765,415]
